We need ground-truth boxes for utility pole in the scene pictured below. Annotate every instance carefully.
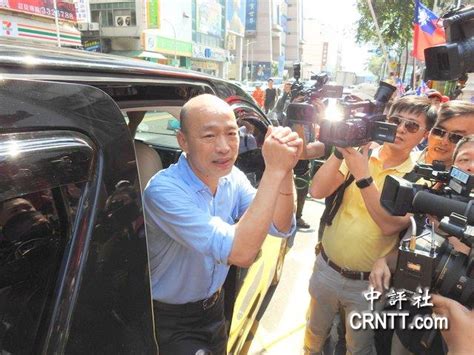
[53,0,61,47]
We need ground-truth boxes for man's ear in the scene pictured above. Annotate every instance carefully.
[177,130,188,153]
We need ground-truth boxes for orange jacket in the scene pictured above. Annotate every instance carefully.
[252,88,264,107]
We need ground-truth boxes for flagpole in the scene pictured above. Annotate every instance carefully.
[412,57,416,90]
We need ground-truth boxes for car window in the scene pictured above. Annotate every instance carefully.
[0,131,93,353]
[134,110,180,149]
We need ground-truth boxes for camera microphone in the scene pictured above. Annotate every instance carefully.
[412,191,474,224]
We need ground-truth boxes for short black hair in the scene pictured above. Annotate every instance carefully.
[388,95,436,130]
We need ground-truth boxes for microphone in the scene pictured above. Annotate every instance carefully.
[412,191,474,224]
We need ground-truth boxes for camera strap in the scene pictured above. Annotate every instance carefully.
[317,151,421,240]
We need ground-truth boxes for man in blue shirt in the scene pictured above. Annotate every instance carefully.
[144,94,302,354]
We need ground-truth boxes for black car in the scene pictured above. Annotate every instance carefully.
[0,38,288,354]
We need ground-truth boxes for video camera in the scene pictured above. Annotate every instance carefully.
[380,165,474,309]
[424,4,474,81]
[381,163,474,217]
[317,81,398,147]
[285,63,343,125]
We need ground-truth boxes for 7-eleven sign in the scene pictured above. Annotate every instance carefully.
[1,20,19,37]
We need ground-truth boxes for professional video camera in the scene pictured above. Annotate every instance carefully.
[380,165,474,309]
[317,81,398,147]
[285,63,343,125]
[424,4,474,81]
[381,164,474,217]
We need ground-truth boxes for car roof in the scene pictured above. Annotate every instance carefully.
[0,38,212,81]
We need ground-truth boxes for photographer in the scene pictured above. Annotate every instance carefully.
[370,105,474,354]
[273,81,326,228]
[370,102,474,288]
[304,96,435,354]
[420,136,474,355]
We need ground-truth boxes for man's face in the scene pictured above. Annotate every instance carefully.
[268,81,273,88]
[428,115,474,164]
[454,142,474,173]
[386,110,428,152]
[177,107,239,187]
[284,83,292,94]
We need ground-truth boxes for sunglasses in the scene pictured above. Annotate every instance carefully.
[387,116,424,134]
[431,127,464,144]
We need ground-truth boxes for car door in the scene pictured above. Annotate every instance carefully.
[0,79,157,354]
[223,97,287,354]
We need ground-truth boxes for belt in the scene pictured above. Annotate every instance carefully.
[320,247,370,281]
[153,289,222,312]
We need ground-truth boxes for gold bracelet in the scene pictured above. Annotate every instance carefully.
[279,191,293,196]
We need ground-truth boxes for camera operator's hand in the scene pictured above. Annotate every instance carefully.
[432,294,474,355]
[338,143,371,180]
[369,257,391,293]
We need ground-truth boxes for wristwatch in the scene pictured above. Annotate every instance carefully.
[333,149,344,160]
[356,176,373,189]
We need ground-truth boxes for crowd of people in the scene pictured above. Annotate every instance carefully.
[141,77,474,354]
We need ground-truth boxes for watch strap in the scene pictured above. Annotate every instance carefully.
[355,176,373,189]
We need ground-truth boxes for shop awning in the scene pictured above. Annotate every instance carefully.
[137,51,167,60]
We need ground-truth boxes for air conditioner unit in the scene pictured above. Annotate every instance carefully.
[78,22,89,31]
[89,22,99,31]
[115,16,131,27]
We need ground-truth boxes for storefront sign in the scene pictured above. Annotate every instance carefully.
[245,0,257,32]
[1,0,77,22]
[147,0,160,29]
[192,43,227,62]
[84,39,100,52]
[145,33,192,57]
[73,0,89,23]
[0,18,81,46]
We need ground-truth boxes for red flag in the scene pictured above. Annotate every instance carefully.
[412,0,445,61]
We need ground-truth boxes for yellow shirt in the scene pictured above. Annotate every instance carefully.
[322,147,416,272]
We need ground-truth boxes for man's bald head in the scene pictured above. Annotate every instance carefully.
[180,94,235,134]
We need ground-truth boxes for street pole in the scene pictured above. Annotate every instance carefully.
[366,0,389,78]
[52,0,61,47]
[246,39,249,82]
[163,18,177,66]
[250,42,254,81]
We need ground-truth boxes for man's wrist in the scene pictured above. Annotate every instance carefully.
[333,149,343,160]
[355,176,373,189]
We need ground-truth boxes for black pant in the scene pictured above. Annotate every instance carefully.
[153,292,227,355]
[295,169,310,219]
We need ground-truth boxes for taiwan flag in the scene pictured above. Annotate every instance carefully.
[412,0,445,61]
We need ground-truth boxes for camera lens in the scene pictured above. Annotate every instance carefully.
[432,240,474,307]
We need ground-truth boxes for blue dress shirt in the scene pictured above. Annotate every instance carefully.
[143,154,295,304]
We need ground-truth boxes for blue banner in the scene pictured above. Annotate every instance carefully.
[245,0,257,32]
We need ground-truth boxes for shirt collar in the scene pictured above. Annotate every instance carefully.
[370,146,416,173]
[177,154,231,193]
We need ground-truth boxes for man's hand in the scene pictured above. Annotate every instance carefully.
[338,143,371,180]
[432,294,474,355]
[369,257,391,293]
[262,126,303,173]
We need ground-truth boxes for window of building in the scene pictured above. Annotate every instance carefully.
[90,2,136,27]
